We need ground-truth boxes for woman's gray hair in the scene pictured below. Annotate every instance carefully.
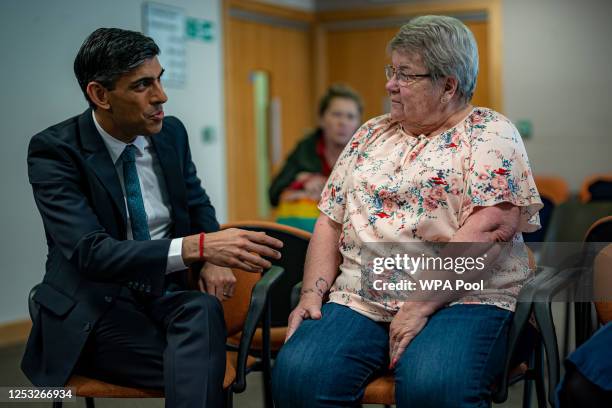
[388,15,479,103]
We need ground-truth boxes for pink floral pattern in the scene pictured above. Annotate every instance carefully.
[319,107,543,322]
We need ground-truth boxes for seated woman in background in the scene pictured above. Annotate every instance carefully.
[269,85,362,231]
[272,15,542,408]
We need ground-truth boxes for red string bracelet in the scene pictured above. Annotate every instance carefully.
[199,232,205,259]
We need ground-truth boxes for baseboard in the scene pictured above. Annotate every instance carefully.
[0,319,31,347]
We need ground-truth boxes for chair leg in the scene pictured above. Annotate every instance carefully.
[522,377,533,408]
[533,344,547,408]
[226,389,234,408]
[262,299,274,408]
[522,351,535,408]
[263,363,274,408]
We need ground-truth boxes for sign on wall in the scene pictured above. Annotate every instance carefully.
[186,17,215,42]
[143,2,187,88]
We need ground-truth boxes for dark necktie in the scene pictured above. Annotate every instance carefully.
[120,144,151,240]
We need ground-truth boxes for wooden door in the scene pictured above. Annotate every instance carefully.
[225,2,314,221]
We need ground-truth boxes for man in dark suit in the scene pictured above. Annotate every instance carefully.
[22,28,283,408]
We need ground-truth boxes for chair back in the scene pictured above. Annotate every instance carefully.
[221,221,311,327]
[534,175,570,205]
[584,215,612,242]
[222,268,262,336]
[584,216,612,325]
[580,173,612,203]
[593,244,612,324]
[523,176,568,242]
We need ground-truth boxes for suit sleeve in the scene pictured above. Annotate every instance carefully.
[27,133,170,296]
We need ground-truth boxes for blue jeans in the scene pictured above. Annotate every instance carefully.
[272,303,512,408]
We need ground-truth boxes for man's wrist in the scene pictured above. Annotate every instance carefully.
[181,235,199,265]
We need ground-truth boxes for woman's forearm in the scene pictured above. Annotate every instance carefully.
[300,213,343,299]
[453,202,520,242]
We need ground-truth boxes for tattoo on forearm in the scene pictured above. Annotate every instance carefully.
[301,277,330,298]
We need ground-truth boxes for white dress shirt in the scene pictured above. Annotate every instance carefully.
[93,112,186,273]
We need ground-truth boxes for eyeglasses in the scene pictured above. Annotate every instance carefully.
[384,65,431,86]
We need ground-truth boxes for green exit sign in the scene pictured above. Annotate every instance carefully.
[515,119,533,140]
[186,18,214,42]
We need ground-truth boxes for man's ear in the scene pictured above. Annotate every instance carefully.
[86,82,111,111]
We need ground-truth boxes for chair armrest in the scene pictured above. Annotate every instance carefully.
[533,267,588,405]
[232,265,284,393]
[532,266,586,303]
[531,266,588,406]
[494,265,576,403]
[291,281,303,309]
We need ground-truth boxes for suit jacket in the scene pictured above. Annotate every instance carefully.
[22,109,220,387]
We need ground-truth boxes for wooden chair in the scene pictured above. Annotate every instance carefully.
[574,216,612,348]
[579,173,612,203]
[534,175,570,206]
[223,221,311,408]
[593,243,612,326]
[28,263,284,408]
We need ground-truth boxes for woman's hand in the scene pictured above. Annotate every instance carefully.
[199,263,237,301]
[303,174,327,199]
[389,302,437,369]
[285,293,323,342]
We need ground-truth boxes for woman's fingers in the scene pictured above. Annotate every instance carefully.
[285,309,305,342]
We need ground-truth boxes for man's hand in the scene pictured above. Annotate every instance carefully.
[199,263,237,301]
[388,302,437,369]
[285,293,323,342]
[182,228,283,272]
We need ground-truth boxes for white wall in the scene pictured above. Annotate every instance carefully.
[503,0,612,189]
[0,0,225,324]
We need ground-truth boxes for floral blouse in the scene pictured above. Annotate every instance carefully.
[318,107,543,322]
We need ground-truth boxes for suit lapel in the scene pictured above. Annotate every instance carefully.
[150,130,190,237]
[78,110,128,233]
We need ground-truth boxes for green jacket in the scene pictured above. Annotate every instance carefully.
[269,129,324,206]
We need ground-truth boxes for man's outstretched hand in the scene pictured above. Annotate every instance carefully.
[183,228,283,272]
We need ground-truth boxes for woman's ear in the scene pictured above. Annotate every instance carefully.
[441,76,459,104]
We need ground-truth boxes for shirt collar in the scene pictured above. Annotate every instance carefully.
[92,111,148,164]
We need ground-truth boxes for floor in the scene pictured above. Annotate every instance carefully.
[0,342,538,408]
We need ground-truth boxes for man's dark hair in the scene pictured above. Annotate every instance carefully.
[318,84,363,117]
[74,28,160,108]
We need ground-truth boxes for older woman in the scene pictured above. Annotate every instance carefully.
[272,15,542,408]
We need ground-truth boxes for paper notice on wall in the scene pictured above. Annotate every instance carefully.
[143,2,186,88]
